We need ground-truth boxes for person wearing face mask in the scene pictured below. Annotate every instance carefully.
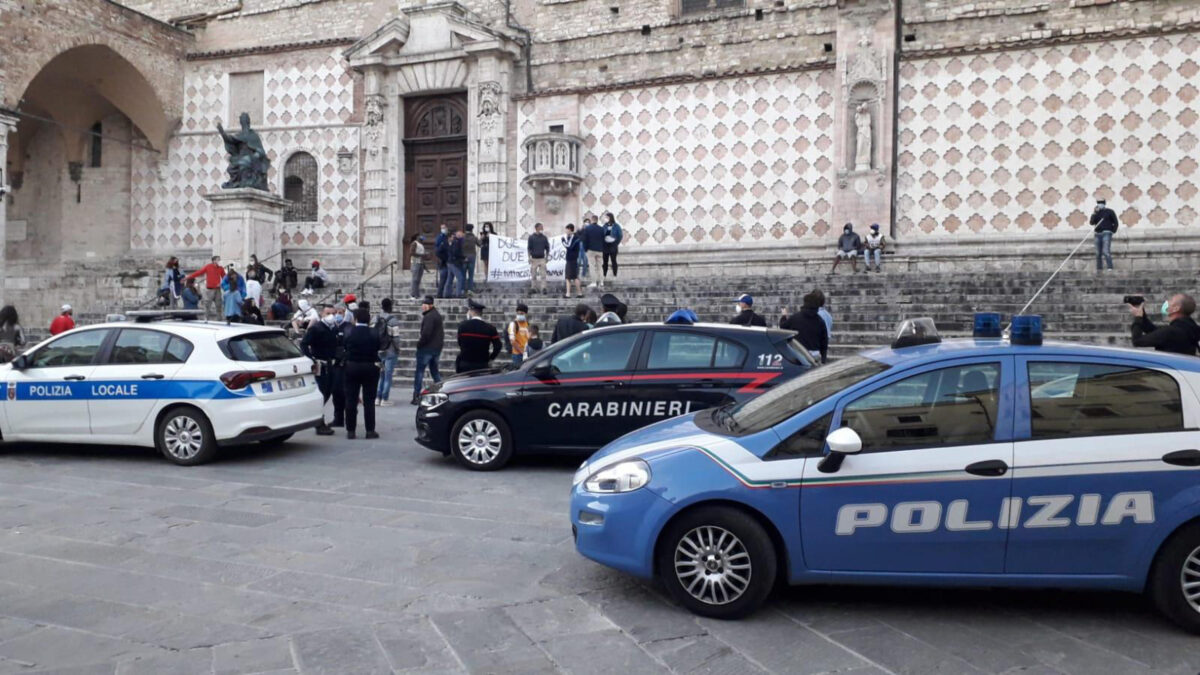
[275,259,298,295]
[301,307,342,435]
[302,260,328,295]
[1130,294,1200,356]
[456,298,502,373]
[730,293,767,326]
[342,307,383,440]
[435,224,450,298]
[601,212,623,286]
[562,224,584,299]
[831,223,862,274]
[505,302,531,366]
[413,295,445,404]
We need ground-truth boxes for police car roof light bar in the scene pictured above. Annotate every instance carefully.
[664,308,698,325]
[126,309,206,323]
[891,317,941,349]
[973,312,1003,339]
[1009,314,1044,346]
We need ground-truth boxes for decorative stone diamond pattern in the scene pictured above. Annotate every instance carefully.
[181,66,226,132]
[131,127,360,251]
[518,70,836,246]
[897,34,1200,236]
[264,51,356,127]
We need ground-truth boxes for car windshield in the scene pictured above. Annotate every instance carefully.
[729,355,890,433]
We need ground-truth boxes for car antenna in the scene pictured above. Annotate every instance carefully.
[1003,230,1091,338]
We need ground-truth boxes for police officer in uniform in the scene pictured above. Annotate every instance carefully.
[456,299,502,373]
[300,307,342,435]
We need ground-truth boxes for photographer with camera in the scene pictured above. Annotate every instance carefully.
[1128,294,1200,356]
[1090,199,1119,272]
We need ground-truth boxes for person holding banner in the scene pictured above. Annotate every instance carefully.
[528,222,550,293]
[479,222,495,287]
[562,224,584,298]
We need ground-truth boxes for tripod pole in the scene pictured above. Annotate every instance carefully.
[1006,230,1093,334]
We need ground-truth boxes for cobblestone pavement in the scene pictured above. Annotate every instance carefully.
[0,407,1198,674]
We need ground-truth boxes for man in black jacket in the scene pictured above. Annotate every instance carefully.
[831,223,862,274]
[730,294,767,326]
[456,299,502,373]
[1090,199,1119,271]
[780,292,829,363]
[552,303,591,343]
[528,223,550,294]
[301,307,342,435]
[1131,294,1200,356]
[343,307,382,439]
[413,295,445,404]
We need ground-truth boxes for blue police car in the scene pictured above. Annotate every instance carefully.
[570,316,1200,632]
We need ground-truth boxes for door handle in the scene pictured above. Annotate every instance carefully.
[965,460,1008,477]
[141,373,166,380]
[63,374,87,381]
[601,380,625,389]
[1162,449,1200,467]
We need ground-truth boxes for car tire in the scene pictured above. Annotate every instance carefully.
[1148,520,1200,634]
[260,433,294,446]
[449,410,513,471]
[156,406,218,466]
[656,505,777,619]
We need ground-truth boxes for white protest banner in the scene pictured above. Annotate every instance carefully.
[486,235,567,282]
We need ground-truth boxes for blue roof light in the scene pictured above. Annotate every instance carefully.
[1010,315,1043,346]
[973,312,1002,338]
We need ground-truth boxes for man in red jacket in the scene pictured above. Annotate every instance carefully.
[49,305,75,335]
[186,255,226,319]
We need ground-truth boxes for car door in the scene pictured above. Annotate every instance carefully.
[3,328,112,438]
[88,328,192,436]
[517,329,642,451]
[800,358,1014,574]
[633,330,750,416]
[1006,356,1200,575]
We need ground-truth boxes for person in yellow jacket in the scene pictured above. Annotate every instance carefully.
[506,302,531,366]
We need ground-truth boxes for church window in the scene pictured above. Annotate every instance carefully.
[229,71,264,125]
[283,152,318,223]
[680,0,744,15]
[89,122,102,168]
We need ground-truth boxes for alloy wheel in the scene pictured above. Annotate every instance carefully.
[1182,544,1200,614]
[674,525,752,606]
[456,418,502,465]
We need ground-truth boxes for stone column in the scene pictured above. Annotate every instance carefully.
[203,188,287,266]
[0,112,17,300]
[466,43,518,235]
[360,66,394,264]
[832,0,896,236]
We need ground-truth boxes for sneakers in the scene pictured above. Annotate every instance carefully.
[301,288,313,296]
[377,400,391,407]
[588,282,598,288]
[365,431,380,440]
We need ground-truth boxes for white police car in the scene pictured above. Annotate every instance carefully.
[0,311,323,465]
[571,315,1200,633]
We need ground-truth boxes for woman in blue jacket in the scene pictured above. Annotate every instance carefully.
[220,267,247,322]
[601,212,623,283]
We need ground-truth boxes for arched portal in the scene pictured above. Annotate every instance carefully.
[403,94,468,262]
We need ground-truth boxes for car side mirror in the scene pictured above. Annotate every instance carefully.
[818,427,862,474]
[530,362,555,380]
[10,354,28,370]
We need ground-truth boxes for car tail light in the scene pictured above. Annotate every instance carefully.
[220,370,276,390]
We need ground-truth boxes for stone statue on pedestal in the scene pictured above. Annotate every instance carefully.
[217,112,270,191]
[854,103,872,171]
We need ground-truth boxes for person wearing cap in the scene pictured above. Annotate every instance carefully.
[456,299,502,373]
[186,255,226,320]
[832,223,862,274]
[302,260,328,295]
[413,295,445,404]
[49,304,75,335]
[505,302,531,366]
[342,307,384,440]
[1090,198,1119,272]
[595,293,624,327]
[863,223,886,273]
[408,233,427,300]
[730,294,767,327]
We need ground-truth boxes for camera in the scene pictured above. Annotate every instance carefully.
[1124,295,1145,307]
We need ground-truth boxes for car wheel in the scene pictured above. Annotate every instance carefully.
[656,506,776,619]
[260,433,294,446]
[156,407,217,466]
[1149,521,1200,634]
[450,410,512,471]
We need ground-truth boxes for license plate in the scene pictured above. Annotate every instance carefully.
[275,376,305,391]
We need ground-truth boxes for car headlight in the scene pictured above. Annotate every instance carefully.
[584,459,651,494]
[419,392,448,409]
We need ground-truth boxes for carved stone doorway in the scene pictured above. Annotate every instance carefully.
[403,94,467,269]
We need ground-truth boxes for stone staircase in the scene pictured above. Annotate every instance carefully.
[344,268,1198,396]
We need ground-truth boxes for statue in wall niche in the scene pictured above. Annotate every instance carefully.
[477,81,503,135]
[364,95,385,157]
[854,103,872,171]
[217,112,269,191]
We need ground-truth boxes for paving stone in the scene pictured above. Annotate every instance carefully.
[579,585,706,644]
[430,608,557,673]
[372,618,461,673]
[23,664,118,675]
[247,570,422,611]
[697,611,874,674]
[114,648,213,675]
[152,505,284,528]
[0,591,168,638]
[121,614,270,650]
[234,485,352,504]
[212,636,295,675]
[292,626,393,675]
[541,629,667,675]
[829,624,990,675]
[641,634,770,675]
[502,596,616,643]
[0,628,154,671]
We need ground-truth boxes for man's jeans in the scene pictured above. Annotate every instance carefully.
[511,353,524,367]
[1095,231,1113,270]
[413,348,442,399]
[863,249,882,268]
[464,256,476,292]
[436,265,448,297]
[410,264,424,298]
[377,352,397,402]
[442,263,465,297]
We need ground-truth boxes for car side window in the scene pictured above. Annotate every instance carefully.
[766,413,831,460]
[713,340,747,368]
[1028,361,1183,439]
[841,363,1001,452]
[29,329,110,368]
[165,337,193,363]
[109,329,172,365]
[550,332,639,374]
[646,332,747,370]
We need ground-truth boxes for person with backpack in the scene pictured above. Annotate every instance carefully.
[601,212,623,285]
[374,298,402,407]
[455,299,501,373]
[0,305,26,363]
[505,302,531,366]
